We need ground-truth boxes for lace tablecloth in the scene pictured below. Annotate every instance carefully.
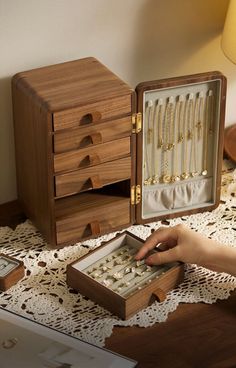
[0,163,236,347]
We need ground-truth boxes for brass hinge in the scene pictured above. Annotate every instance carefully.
[131,185,141,205]
[132,112,142,133]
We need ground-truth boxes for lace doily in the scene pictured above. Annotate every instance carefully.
[0,165,236,347]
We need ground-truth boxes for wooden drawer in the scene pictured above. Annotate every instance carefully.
[53,116,132,153]
[55,156,131,197]
[54,137,130,174]
[55,193,130,245]
[53,94,131,131]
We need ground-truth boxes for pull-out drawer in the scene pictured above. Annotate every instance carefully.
[53,116,132,153]
[54,137,130,174]
[55,192,130,245]
[53,95,131,131]
[55,156,131,197]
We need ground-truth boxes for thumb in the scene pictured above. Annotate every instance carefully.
[146,247,180,265]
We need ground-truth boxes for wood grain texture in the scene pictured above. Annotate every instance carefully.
[53,95,131,131]
[125,264,184,319]
[106,292,236,368]
[12,57,133,247]
[12,77,56,246]
[54,137,130,173]
[55,193,130,245]
[53,116,132,153]
[13,57,132,112]
[66,231,184,319]
[0,254,25,291]
[55,156,131,197]
[67,264,127,318]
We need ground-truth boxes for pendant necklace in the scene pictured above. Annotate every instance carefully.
[144,100,154,185]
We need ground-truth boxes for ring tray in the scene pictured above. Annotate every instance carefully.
[66,231,184,319]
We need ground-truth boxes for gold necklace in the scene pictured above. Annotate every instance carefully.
[181,95,192,180]
[208,90,214,135]
[152,99,164,184]
[178,95,185,143]
[157,98,164,149]
[151,102,159,184]
[160,98,174,183]
[144,100,154,185]
[190,96,199,177]
[201,92,210,176]
[187,93,194,141]
[168,96,175,151]
[171,97,181,183]
[196,91,204,140]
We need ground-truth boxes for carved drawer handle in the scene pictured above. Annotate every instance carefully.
[84,133,102,146]
[89,221,101,236]
[89,175,103,189]
[80,112,102,125]
[86,153,101,166]
[152,288,166,303]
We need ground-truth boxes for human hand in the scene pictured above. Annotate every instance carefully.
[135,224,225,272]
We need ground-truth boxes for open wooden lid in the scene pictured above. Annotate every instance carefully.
[224,124,236,163]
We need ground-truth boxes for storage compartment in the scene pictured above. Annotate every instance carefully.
[12,57,226,248]
[67,232,184,319]
[53,116,132,153]
[54,137,130,173]
[135,73,226,222]
[53,95,131,131]
[0,254,25,291]
[55,181,131,245]
[55,156,132,197]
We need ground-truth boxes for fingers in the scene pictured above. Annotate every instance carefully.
[158,239,177,251]
[135,226,179,260]
[146,247,180,265]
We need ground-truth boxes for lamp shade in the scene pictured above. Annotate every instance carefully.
[222,0,236,64]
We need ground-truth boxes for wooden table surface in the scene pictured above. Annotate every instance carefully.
[106,292,236,368]
[1,201,236,368]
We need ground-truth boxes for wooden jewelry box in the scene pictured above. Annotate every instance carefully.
[12,58,226,248]
[67,231,184,319]
[0,254,24,291]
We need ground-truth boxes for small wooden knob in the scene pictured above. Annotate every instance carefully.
[89,221,101,236]
[152,288,166,303]
[80,112,102,125]
[86,132,102,145]
[87,153,101,166]
[89,175,102,189]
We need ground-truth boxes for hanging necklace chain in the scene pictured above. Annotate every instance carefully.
[152,101,161,184]
[143,89,214,186]
[190,95,200,177]
[178,95,185,143]
[208,90,214,135]
[144,100,153,185]
[196,91,204,140]
[202,90,213,176]
[157,99,164,148]
[171,96,183,183]
[160,97,174,183]
[181,94,193,180]
[187,93,194,140]
[168,97,175,151]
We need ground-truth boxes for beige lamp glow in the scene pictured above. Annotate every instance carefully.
[222,0,236,162]
[222,0,236,64]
